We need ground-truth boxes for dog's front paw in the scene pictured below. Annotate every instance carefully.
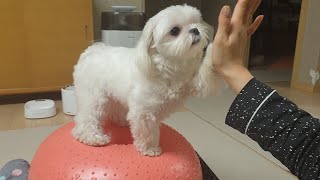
[78,134,110,146]
[86,134,110,146]
[72,128,110,146]
[140,147,162,157]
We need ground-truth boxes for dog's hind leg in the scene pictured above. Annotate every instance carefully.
[72,90,110,146]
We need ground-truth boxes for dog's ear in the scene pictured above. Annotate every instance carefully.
[135,17,156,76]
[138,18,155,51]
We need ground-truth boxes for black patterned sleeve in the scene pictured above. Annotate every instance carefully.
[225,78,320,180]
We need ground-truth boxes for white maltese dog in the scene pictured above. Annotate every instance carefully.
[72,4,222,156]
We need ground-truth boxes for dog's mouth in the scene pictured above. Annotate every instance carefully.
[202,45,208,59]
[192,35,201,45]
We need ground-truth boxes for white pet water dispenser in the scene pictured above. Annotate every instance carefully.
[101,6,145,48]
[61,85,77,115]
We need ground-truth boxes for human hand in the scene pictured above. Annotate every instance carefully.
[212,0,264,93]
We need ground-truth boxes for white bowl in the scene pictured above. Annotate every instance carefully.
[24,99,56,119]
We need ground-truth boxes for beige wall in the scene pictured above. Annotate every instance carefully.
[0,1,29,89]
[93,0,144,40]
[297,0,320,86]
[0,0,93,94]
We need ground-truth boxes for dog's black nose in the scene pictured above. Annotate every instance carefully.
[189,28,200,36]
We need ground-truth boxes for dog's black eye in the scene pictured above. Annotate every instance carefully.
[170,27,180,36]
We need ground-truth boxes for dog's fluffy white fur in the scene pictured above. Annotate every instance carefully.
[72,4,223,156]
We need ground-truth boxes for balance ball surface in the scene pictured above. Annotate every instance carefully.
[29,122,202,180]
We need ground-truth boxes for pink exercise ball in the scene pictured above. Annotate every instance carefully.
[29,122,202,180]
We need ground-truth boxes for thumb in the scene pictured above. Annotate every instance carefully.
[215,6,232,41]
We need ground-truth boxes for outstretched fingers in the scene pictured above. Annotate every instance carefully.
[247,15,264,36]
[216,6,232,42]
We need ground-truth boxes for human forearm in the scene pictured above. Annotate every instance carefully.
[218,64,253,94]
[226,78,320,179]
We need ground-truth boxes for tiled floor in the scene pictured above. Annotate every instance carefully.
[184,81,320,170]
[0,100,188,131]
[0,101,73,131]
[0,111,298,179]
[0,82,319,130]
[0,82,317,179]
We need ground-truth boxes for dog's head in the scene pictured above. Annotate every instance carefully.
[136,5,209,74]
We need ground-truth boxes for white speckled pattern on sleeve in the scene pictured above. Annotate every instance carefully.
[225,78,320,180]
[226,78,274,134]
